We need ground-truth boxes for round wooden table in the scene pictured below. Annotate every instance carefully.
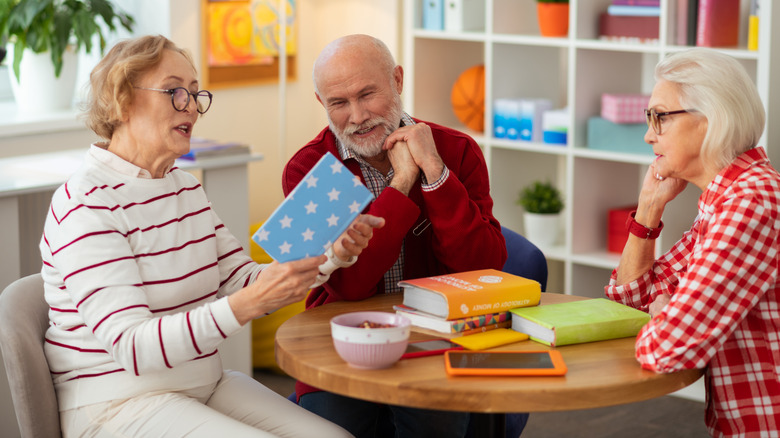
[275,292,703,414]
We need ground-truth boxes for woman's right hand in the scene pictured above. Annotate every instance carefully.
[228,256,326,325]
[639,160,688,213]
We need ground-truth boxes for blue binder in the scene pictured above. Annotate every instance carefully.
[423,0,444,30]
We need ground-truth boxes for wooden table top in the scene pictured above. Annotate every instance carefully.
[275,292,703,413]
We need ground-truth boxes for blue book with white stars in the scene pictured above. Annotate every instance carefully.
[252,152,374,262]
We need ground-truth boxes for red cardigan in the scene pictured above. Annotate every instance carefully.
[284,119,506,399]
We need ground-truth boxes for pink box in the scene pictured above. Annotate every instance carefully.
[601,94,650,124]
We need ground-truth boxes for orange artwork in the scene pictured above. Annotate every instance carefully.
[207,0,297,67]
[202,0,298,88]
[208,1,269,66]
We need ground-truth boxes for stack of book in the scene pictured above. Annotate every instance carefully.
[599,0,660,44]
[180,137,251,161]
[395,269,542,338]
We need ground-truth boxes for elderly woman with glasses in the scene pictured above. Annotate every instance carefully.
[40,35,381,437]
[606,48,780,436]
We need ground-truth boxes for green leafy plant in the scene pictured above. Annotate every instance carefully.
[0,0,135,80]
[517,181,564,214]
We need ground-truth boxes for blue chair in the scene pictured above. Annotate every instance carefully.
[500,225,548,291]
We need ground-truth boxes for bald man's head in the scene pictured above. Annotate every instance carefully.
[313,34,397,97]
[311,35,405,159]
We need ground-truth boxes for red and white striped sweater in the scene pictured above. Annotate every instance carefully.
[40,146,263,411]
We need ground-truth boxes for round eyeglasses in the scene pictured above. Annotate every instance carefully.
[134,86,213,114]
[644,108,692,135]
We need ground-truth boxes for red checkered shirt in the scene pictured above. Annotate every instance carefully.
[606,147,780,437]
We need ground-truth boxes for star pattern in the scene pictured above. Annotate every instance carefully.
[252,152,374,262]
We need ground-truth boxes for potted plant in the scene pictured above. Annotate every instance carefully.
[1,0,134,113]
[537,0,569,37]
[517,180,564,247]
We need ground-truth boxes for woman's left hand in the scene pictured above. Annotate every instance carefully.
[332,214,385,262]
[649,293,671,317]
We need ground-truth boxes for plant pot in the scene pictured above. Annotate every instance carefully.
[7,44,78,114]
[523,212,561,248]
[537,3,569,37]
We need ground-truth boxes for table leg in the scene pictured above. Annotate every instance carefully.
[470,413,506,438]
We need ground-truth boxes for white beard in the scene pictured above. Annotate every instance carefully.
[330,94,404,159]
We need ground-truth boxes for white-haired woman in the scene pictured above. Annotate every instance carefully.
[606,48,780,437]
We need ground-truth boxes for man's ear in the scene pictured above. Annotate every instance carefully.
[315,92,324,107]
[394,65,404,95]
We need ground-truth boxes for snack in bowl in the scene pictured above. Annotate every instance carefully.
[330,311,411,369]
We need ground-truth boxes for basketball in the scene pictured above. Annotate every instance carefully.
[450,65,485,132]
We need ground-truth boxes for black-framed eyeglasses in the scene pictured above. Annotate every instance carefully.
[644,108,692,135]
[134,86,213,114]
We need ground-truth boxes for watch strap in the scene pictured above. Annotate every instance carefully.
[626,211,663,239]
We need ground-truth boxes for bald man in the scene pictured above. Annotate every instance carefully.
[282,34,533,438]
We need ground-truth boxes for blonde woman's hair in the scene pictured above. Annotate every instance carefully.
[83,35,196,140]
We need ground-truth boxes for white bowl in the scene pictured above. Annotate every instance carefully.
[330,311,411,369]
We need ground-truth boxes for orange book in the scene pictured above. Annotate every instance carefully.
[399,269,541,320]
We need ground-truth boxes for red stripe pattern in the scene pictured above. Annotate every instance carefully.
[40,150,263,408]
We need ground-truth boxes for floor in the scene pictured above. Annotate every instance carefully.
[253,368,709,437]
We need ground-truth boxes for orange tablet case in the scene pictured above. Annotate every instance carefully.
[444,350,567,376]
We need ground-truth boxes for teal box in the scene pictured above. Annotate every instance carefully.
[586,117,653,156]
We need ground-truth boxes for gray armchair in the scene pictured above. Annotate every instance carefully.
[0,274,61,437]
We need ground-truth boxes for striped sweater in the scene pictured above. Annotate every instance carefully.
[40,146,263,411]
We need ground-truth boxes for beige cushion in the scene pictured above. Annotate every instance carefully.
[0,274,61,437]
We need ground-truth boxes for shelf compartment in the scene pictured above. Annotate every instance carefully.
[492,0,546,37]
[572,49,658,149]
[488,148,565,236]
[571,157,642,255]
[409,38,484,129]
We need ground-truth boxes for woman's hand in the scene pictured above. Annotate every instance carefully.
[229,214,384,325]
[615,164,687,286]
[649,293,671,317]
[639,160,688,213]
[229,256,326,325]
[331,214,385,262]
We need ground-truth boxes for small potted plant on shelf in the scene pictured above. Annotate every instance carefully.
[536,0,569,37]
[1,0,134,113]
[517,180,564,248]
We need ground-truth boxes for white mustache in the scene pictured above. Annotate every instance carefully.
[343,118,385,135]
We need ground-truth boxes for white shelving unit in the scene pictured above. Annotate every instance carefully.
[402,0,780,298]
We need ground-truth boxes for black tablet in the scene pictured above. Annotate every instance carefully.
[444,350,567,376]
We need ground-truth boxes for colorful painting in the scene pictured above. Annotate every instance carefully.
[207,0,297,67]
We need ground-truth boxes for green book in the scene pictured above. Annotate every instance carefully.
[510,298,651,347]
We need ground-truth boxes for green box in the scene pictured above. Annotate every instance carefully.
[586,117,653,156]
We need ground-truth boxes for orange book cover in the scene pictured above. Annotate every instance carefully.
[399,269,541,320]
